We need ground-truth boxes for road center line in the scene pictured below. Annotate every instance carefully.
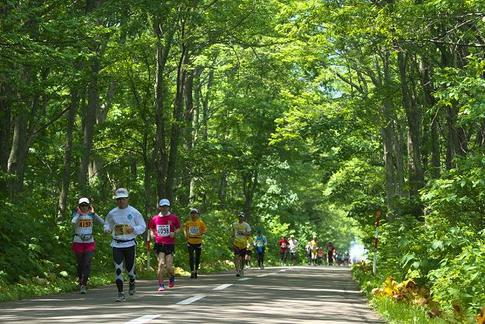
[176,294,206,305]
[238,277,251,281]
[213,284,233,290]
[257,273,270,277]
[125,314,160,324]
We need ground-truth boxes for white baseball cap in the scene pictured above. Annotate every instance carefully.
[78,197,90,205]
[159,198,170,206]
[114,188,129,199]
[190,208,199,214]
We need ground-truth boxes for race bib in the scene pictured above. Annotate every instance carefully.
[156,224,170,237]
[114,224,130,235]
[79,219,92,228]
[281,242,287,248]
[188,226,200,236]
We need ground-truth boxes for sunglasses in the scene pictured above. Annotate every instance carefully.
[79,203,90,207]
[116,197,127,201]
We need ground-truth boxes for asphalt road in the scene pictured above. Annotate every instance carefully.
[0,266,384,323]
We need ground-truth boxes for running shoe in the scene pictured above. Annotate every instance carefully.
[115,292,126,302]
[80,285,87,294]
[194,272,198,279]
[190,271,195,279]
[129,281,136,295]
[168,277,175,288]
[236,271,240,277]
[157,284,165,292]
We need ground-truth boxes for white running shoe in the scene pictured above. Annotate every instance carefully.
[115,292,126,302]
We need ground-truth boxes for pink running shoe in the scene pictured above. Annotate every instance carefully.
[157,284,165,292]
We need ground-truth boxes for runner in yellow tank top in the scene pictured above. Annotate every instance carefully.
[183,208,207,278]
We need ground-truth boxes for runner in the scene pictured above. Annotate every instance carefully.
[305,240,312,265]
[310,236,318,265]
[104,188,146,302]
[71,197,104,294]
[288,234,299,266]
[149,199,181,291]
[254,229,268,269]
[278,236,289,266]
[183,208,207,279]
[326,241,335,266]
[245,236,254,268]
[232,212,251,277]
[317,246,324,265]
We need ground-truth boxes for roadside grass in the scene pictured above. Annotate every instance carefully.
[371,296,450,324]
[352,264,477,324]
[0,273,112,302]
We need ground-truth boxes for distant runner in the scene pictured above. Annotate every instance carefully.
[288,234,299,266]
[254,229,268,269]
[278,236,289,266]
[232,212,251,277]
[71,197,104,294]
[183,208,207,279]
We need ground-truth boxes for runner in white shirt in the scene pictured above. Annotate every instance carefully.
[288,235,299,266]
[104,188,146,302]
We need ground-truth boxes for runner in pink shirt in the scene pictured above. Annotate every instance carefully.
[149,199,180,291]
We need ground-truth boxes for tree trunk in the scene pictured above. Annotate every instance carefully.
[166,40,188,203]
[0,80,11,177]
[153,15,174,199]
[379,50,403,218]
[79,57,100,189]
[58,89,79,218]
[398,51,424,203]
[201,68,214,142]
[181,68,197,206]
[218,171,227,209]
[242,169,258,222]
[7,107,29,198]
[418,57,440,178]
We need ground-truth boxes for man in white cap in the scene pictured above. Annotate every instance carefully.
[148,198,180,292]
[104,188,146,302]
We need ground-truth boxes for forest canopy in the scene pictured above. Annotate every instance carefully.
[1,0,484,318]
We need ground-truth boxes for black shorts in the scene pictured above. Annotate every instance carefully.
[233,246,248,256]
[154,243,175,255]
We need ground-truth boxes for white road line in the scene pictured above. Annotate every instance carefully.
[279,269,287,272]
[213,284,233,290]
[176,294,206,305]
[125,314,160,324]
[238,277,251,281]
[257,273,270,277]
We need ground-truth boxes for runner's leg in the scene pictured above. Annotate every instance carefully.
[194,245,202,273]
[123,246,136,294]
[82,251,94,286]
[157,252,165,287]
[113,247,125,293]
[166,251,175,287]
[75,252,84,286]
[188,244,195,273]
